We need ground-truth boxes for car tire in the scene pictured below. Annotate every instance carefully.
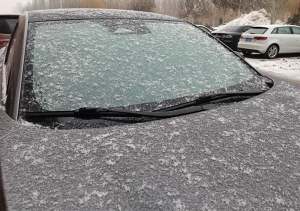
[242,50,252,57]
[264,44,279,59]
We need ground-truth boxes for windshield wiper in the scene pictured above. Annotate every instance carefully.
[23,105,215,119]
[23,90,265,119]
[154,90,265,112]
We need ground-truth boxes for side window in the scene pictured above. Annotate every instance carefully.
[277,27,292,34]
[4,16,24,119]
[243,27,251,32]
[292,27,300,35]
[271,28,278,34]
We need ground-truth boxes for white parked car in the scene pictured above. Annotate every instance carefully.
[238,25,300,59]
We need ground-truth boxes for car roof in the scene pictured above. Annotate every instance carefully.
[252,25,298,28]
[26,9,181,23]
[223,25,252,27]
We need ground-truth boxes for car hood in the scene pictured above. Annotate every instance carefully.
[1,80,300,210]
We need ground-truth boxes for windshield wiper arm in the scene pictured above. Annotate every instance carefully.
[23,90,265,119]
[23,104,215,119]
[154,90,265,112]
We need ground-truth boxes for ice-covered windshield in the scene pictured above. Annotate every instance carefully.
[22,19,256,112]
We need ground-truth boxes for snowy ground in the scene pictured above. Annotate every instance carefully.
[245,53,300,84]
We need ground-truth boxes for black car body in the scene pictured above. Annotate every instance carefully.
[1,9,300,210]
[212,25,251,51]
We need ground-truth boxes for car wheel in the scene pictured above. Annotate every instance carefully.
[264,44,278,59]
[242,50,252,57]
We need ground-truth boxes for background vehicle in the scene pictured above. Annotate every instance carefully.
[212,25,251,51]
[1,9,300,211]
[0,15,19,49]
[238,25,300,59]
[196,25,212,33]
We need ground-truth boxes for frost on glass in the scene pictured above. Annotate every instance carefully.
[23,20,257,111]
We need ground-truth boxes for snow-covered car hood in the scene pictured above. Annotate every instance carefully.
[1,80,300,210]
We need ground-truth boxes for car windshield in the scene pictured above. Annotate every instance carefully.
[0,16,18,34]
[22,19,260,113]
[245,27,268,34]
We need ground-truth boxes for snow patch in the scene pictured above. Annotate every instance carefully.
[246,57,300,84]
[20,119,44,128]
[227,9,270,26]
[275,196,285,205]
[105,159,116,166]
[173,198,185,211]
[79,191,108,205]
[215,9,284,31]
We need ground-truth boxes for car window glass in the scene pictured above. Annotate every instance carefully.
[245,27,268,34]
[0,17,18,34]
[277,27,291,34]
[242,27,251,32]
[292,27,300,35]
[271,28,278,34]
[22,20,257,112]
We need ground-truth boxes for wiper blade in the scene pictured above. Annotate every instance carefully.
[23,105,214,119]
[155,90,265,112]
[23,90,265,120]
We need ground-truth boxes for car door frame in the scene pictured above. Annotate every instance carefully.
[3,15,26,120]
